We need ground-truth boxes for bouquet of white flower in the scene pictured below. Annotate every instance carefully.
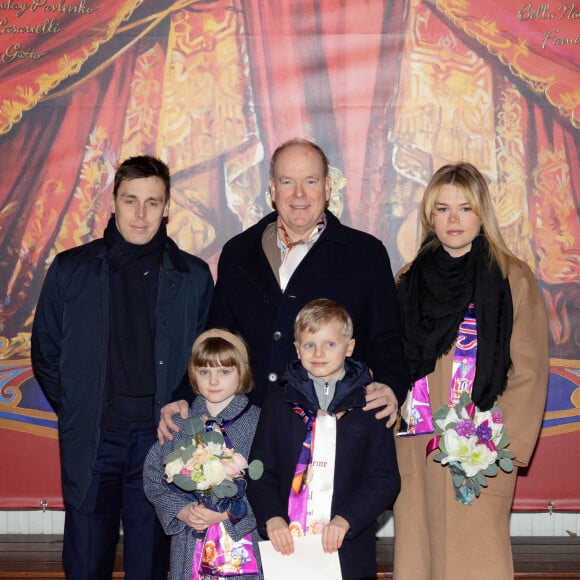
[431,392,514,505]
[164,417,263,512]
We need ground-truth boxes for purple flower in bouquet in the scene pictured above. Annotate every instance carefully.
[455,419,476,438]
[431,392,514,505]
[476,422,493,445]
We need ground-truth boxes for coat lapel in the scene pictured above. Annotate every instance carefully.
[239,217,283,299]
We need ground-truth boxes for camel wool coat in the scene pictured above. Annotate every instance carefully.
[393,260,549,580]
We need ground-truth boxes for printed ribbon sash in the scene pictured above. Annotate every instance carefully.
[192,523,259,579]
[288,407,337,536]
[397,303,477,438]
[307,411,337,534]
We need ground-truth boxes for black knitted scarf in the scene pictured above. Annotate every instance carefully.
[397,235,513,411]
[104,217,166,406]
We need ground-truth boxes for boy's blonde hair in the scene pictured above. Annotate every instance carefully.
[419,162,516,277]
[188,329,253,395]
[294,299,354,340]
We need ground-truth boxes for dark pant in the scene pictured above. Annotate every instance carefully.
[63,428,169,580]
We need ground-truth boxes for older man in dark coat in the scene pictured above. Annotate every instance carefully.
[159,139,409,438]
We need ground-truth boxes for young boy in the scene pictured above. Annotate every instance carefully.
[247,299,400,580]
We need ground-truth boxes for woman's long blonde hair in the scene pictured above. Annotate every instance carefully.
[419,162,516,277]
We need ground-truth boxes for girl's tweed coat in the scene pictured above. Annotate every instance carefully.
[144,395,262,580]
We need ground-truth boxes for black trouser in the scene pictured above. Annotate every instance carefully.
[63,428,169,580]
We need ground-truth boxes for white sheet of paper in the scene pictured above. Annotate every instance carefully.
[259,535,342,579]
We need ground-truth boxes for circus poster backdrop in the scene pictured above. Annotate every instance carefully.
[0,0,578,511]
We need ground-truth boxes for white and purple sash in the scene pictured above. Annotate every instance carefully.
[287,407,341,537]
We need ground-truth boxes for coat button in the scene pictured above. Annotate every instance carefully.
[268,373,277,382]
[272,331,282,341]
[158,360,165,365]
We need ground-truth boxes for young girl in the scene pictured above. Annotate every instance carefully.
[144,329,262,580]
[394,163,549,580]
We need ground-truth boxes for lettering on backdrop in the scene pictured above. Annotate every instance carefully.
[1,0,98,63]
[517,3,580,50]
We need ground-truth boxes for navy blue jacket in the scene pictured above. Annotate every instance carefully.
[247,358,400,580]
[207,210,410,406]
[31,237,213,508]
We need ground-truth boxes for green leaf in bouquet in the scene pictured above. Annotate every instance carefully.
[181,444,195,464]
[451,472,465,488]
[248,459,264,480]
[476,471,488,488]
[218,479,239,498]
[432,406,449,422]
[439,438,448,454]
[172,474,197,492]
[458,391,472,407]
[497,433,510,450]
[472,478,481,497]
[450,466,465,488]
[432,407,448,420]
[499,456,514,473]
[483,462,498,477]
[502,449,515,459]
[433,452,446,463]
[163,448,185,465]
[212,483,229,500]
[203,430,225,446]
[183,418,205,437]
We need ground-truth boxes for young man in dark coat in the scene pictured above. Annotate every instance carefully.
[158,139,409,440]
[31,155,213,580]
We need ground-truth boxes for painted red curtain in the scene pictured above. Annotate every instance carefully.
[431,0,579,128]
[0,0,578,512]
[0,1,145,135]
[244,0,408,228]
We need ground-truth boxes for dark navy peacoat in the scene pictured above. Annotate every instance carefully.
[207,209,410,406]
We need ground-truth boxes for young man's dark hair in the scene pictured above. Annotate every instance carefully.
[113,155,171,201]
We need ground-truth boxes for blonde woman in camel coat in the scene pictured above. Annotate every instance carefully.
[393,163,549,580]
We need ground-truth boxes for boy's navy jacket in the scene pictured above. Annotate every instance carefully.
[247,358,400,580]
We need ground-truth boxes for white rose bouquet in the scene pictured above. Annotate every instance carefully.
[431,392,514,505]
[164,417,263,527]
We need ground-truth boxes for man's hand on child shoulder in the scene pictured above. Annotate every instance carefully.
[157,399,189,444]
[363,382,399,428]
